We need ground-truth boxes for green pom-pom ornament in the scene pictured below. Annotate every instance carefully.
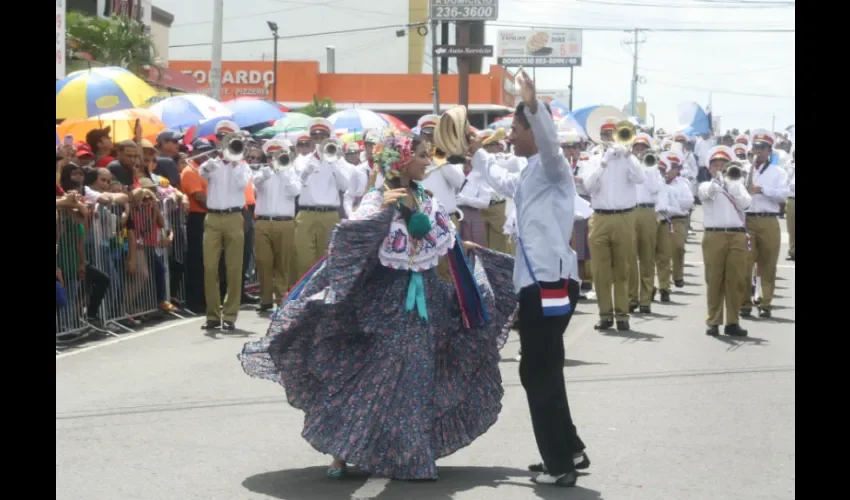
[407,212,432,239]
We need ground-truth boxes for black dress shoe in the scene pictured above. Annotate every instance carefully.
[740,308,752,317]
[222,321,236,331]
[594,319,614,330]
[532,471,577,487]
[628,302,639,313]
[660,290,671,303]
[616,320,630,331]
[706,325,720,336]
[758,308,771,318]
[580,282,593,293]
[258,304,274,313]
[639,305,651,314]
[725,324,748,337]
[241,293,260,305]
[529,453,591,474]
[674,279,685,288]
[201,320,221,330]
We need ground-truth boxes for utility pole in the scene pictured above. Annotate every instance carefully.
[457,21,471,108]
[210,0,224,101]
[431,19,440,114]
[568,66,574,111]
[624,28,644,117]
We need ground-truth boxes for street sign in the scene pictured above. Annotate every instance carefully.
[497,29,583,68]
[430,0,499,22]
[434,45,494,57]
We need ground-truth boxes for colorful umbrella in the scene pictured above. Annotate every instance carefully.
[56,108,166,144]
[56,66,158,120]
[223,98,288,128]
[328,109,390,132]
[338,131,364,144]
[376,113,410,132]
[147,94,232,130]
[253,112,313,138]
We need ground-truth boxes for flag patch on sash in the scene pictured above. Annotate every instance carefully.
[541,285,571,316]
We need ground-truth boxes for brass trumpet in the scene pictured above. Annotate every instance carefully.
[318,138,344,162]
[642,151,658,168]
[270,150,292,171]
[723,161,744,182]
[221,132,246,162]
[613,120,636,146]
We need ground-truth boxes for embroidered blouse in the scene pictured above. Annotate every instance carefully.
[353,189,456,272]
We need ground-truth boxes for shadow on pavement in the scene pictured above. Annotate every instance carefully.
[603,330,663,342]
[499,358,608,368]
[710,335,770,351]
[242,465,605,500]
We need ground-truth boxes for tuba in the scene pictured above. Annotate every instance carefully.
[319,138,344,162]
[221,132,246,162]
[585,105,631,152]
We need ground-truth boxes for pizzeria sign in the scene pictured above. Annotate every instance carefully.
[497,29,583,67]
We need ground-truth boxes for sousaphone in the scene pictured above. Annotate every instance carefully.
[585,105,629,145]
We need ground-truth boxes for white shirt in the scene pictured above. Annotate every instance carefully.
[698,180,751,228]
[567,157,591,197]
[456,171,492,209]
[253,166,302,217]
[695,137,715,167]
[343,162,370,218]
[746,161,789,213]
[199,158,251,210]
[473,98,578,293]
[787,164,795,198]
[583,150,645,210]
[296,155,349,208]
[636,164,664,205]
[422,161,464,214]
[663,177,695,217]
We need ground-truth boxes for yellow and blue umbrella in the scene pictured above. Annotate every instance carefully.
[56,67,158,120]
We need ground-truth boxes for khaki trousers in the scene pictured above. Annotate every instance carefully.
[589,210,636,320]
[436,214,460,281]
[655,220,673,291]
[481,202,509,253]
[628,207,658,307]
[579,260,592,282]
[671,217,688,282]
[786,198,795,259]
[702,230,749,325]
[295,210,340,278]
[203,212,244,322]
[742,215,781,310]
[254,219,297,305]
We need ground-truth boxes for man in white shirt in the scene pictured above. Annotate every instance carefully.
[563,132,593,293]
[742,130,789,318]
[456,159,493,247]
[654,151,694,301]
[584,119,645,331]
[294,118,350,277]
[342,142,367,219]
[785,149,795,261]
[478,130,511,253]
[253,140,303,312]
[199,131,252,331]
[628,133,664,314]
[472,73,589,488]
[697,146,751,337]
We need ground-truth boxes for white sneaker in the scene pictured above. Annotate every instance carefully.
[532,471,577,487]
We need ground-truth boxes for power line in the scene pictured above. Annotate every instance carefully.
[169,23,424,49]
[572,0,794,8]
[646,80,794,98]
[489,21,794,32]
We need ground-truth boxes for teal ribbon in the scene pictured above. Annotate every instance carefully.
[404,271,428,321]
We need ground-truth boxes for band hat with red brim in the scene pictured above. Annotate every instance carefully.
[673,131,688,142]
[417,114,439,131]
[600,117,618,132]
[262,139,286,155]
[735,134,749,144]
[214,120,239,135]
[559,129,581,145]
[308,118,333,135]
[732,143,748,155]
[579,151,591,161]
[707,145,734,163]
[750,128,775,147]
[660,151,683,170]
[633,132,652,147]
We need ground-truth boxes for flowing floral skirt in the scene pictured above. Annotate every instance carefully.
[239,210,517,480]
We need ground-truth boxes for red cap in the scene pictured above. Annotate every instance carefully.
[76,143,93,157]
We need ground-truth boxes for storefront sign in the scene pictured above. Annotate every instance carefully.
[169,61,277,100]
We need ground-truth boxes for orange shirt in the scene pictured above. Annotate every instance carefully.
[244,179,256,207]
[180,163,208,213]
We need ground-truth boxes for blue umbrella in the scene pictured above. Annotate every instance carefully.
[561,105,599,136]
[549,99,570,115]
[223,98,288,128]
[148,94,232,130]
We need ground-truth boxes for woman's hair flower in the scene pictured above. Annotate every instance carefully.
[373,128,415,180]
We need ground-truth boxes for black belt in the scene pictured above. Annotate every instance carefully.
[705,227,745,233]
[637,203,655,209]
[670,215,687,220]
[489,199,506,206]
[256,215,294,221]
[747,212,780,217]
[299,206,338,213]
[595,207,634,215]
[208,207,242,214]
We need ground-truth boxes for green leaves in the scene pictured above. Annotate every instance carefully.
[65,11,158,78]
[299,95,337,118]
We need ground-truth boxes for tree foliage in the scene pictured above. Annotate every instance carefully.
[65,11,158,77]
[299,95,337,118]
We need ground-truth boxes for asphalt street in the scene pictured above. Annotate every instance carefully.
[56,208,795,500]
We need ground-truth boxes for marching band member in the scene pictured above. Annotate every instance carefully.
[563,131,593,294]
[698,146,751,337]
[294,118,349,277]
[741,129,789,318]
[342,142,366,219]
[732,143,750,172]
[584,117,645,331]
[457,154,494,248]
[786,148,795,261]
[628,133,664,314]
[735,134,749,147]
[253,139,302,312]
[479,129,511,253]
[653,151,687,303]
[659,150,694,294]
[199,127,252,331]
